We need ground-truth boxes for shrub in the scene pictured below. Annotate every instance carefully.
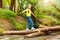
[0,8,16,19]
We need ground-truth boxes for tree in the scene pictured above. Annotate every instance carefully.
[9,0,16,11]
[0,0,2,8]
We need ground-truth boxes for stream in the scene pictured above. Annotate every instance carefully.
[0,32,60,40]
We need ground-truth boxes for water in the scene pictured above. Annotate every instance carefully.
[0,32,60,40]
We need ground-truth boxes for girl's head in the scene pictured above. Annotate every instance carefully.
[27,4,32,9]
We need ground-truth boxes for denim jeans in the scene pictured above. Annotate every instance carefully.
[26,16,34,29]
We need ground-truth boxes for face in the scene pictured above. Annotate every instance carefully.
[28,4,32,9]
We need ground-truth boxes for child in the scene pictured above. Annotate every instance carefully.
[22,4,35,30]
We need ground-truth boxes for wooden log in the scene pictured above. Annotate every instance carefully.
[25,26,60,37]
[1,29,39,35]
[41,26,60,31]
[1,26,60,35]
[24,32,45,38]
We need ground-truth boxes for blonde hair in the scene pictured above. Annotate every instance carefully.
[27,4,32,9]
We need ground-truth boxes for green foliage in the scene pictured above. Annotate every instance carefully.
[0,8,16,19]
[3,0,11,8]
[10,19,24,30]
[34,9,60,25]
[0,25,4,34]
[32,0,60,26]
[1,0,60,27]
[41,16,59,23]
[0,8,25,30]
[16,0,60,26]
[29,0,37,4]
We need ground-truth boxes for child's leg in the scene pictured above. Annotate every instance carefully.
[28,17,35,29]
[26,16,30,30]
[26,23,29,30]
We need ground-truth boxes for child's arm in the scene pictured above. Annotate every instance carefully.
[22,9,27,13]
[31,12,38,21]
[31,12,40,23]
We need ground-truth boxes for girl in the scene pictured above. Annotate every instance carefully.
[22,4,35,30]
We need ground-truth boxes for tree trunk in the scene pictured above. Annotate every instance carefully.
[20,0,23,12]
[0,0,2,8]
[9,0,15,11]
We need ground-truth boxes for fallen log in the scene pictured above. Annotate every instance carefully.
[24,32,45,38]
[41,26,60,31]
[1,29,39,35]
[25,26,60,37]
[1,26,60,35]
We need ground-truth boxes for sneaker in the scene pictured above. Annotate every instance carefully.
[26,29,29,30]
[31,27,35,30]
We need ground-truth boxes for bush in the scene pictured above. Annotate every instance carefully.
[0,8,16,19]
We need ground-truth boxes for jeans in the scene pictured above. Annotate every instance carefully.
[26,16,34,29]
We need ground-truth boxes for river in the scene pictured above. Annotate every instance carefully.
[0,32,60,40]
